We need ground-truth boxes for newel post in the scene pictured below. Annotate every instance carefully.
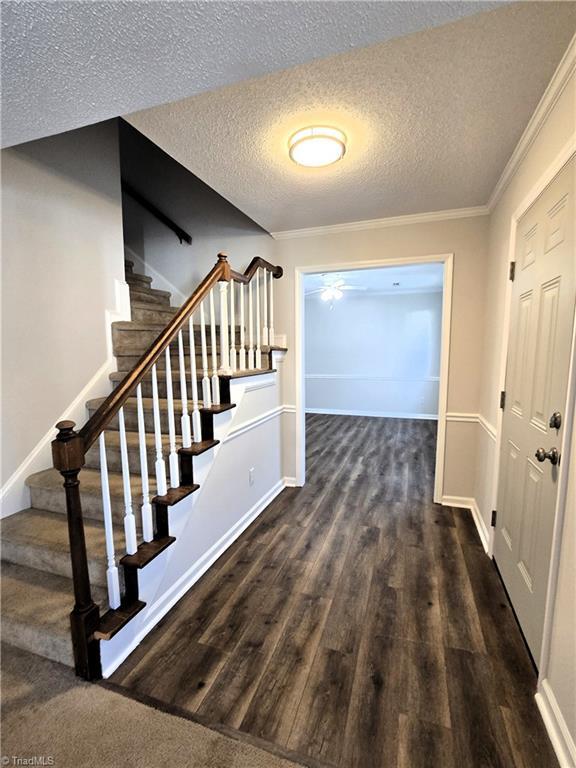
[217,251,231,281]
[52,420,102,680]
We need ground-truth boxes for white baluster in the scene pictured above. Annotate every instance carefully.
[256,267,262,368]
[209,288,220,405]
[98,432,121,609]
[262,268,269,347]
[151,363,168,496]
[178,330,192,449]
[200,300,212,408]
[239,282,246,370]
[165,346,180,488]
[189,314,202,443]
[248,278,255,370]
[219,281,230,374]
[118,407,138,556]
[229,279,237,372]
[136,384,154,543]
[269,269,275,346]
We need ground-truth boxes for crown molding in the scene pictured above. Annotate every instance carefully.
[270,205,489,240]
[271,33,576,241]
[487,32,576,211]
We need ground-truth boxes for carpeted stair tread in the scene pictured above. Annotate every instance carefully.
[26,467,149,499]
[108,368,274,386]
[86,395,235,415]
[1,508,123,586]
[1,561,106,667]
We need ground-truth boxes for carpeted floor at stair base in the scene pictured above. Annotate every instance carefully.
[0,642,304,768]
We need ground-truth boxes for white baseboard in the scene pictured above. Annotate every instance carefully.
[305,407,438,420]
[283,476,298,487]
[536,679,576,768]
[441,495,490,554]
[101,477,288,677]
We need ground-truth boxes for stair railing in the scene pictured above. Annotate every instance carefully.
[51,253,283,679]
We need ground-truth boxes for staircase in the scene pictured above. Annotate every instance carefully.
[1,255,284,677]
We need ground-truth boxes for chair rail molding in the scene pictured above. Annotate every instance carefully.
[445,411,497,441]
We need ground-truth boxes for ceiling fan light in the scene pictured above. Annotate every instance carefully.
[320,286,344,302]
[289,126,346,167]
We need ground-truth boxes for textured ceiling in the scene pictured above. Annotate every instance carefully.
[126,3,576,232]
[304,264,444,294]
[1,1,504,148]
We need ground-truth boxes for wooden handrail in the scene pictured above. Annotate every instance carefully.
[78,253,282,452]
[230,256,283,284]
[122,181,192,245]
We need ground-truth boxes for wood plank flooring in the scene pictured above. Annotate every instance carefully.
[109,414,558,768]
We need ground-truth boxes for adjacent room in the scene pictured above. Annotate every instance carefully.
[304,264,444,420]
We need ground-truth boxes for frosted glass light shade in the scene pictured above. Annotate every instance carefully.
[289,126,346,167]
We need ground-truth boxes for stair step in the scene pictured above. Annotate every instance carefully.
[112,321,241,356]
[0,508,123,588]
[126,272,153,289]
[0,561,106,667]
[130,302,179,324]
[96,599,146,641]
[26,464,205,523]
[84,429,171,472]
[84,428,219,471]
[86,396,235,435]
[114,349,272,373]
[108,367,274,397]
[27,468,157,524]
[154,484,200,507]
[128,286,171,306]
[179,438,219,457]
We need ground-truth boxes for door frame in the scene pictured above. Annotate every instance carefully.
[489,136,576,679]
[294,252,454,504]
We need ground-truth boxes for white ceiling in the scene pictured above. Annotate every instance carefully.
[304,264,444,295]
[1,1,504,148]
[126,3,576,232]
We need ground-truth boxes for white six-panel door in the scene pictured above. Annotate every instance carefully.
[495,158,575,663]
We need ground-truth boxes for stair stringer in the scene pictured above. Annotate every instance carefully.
[100,368,286,676]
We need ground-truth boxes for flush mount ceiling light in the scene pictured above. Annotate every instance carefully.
[289,126,346,167]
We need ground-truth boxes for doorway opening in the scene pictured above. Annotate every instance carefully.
[295,255,453,502]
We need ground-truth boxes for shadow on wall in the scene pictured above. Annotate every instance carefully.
[119,120,275,296]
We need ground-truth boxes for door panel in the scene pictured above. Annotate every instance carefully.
[495,158,575,663]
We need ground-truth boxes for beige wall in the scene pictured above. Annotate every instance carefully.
[274,215,489,494]
[1,121,126,513]
[476,69,576,756]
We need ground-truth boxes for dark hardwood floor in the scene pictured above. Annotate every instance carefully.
[108,414,558,768]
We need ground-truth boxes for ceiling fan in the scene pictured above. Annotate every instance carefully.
[307,274,367,303]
